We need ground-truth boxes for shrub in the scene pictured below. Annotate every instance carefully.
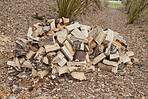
[56,0,90,18]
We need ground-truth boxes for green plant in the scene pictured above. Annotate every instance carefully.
[127,0,148,24]
[56,0,90,18]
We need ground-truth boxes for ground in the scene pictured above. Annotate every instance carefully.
[0,0,148,98]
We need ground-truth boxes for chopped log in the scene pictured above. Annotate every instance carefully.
[15,57,21,69]
[80,25,90,38]
[43,56,49,64]
[63,40,75,56]
[71,72,86,80]
[27,27,40,41]
[68,67,79,72]
[71,28,86,39]
[56,29,68,44]
[52,51,64,63]
[88,27,99,39]
[90,40,97,49]
[32,23,44,38]
[47,52,56,57]
[67,34,73,44]
[93,53,106,65]
[70,36,88,43]
[110,51,120,60]
[85,53,91,67]
[87,36,93,47]
[105,42,112,55]
[103,59,118,67]
[65,22,80,31]
[57,66,69,76]
[58,58,67,67]
[57,24,64,31]
[19,58,25,64]
[110,44,118,54]
[37,70,49,78]
[126,51,135,57]
[95,29,107,45]
[43,26,50,32]
[61,46,73,61]
[105,29,114,42]
[73,41,82,51]
[112,40,122,49]
[15,39,29,52]
[67,61,87,67]
[119,53,131,64]
[50,20,56,30]
[117,36,127,47]
[7,61,15,67]
[22,60,32,69]
[8,52,14,59]
[98,63,118,73]
[62,17,70,24]
[39,35,55,46]
[74,51,86,61]
[44,43,60,53]
[34,47,45,59]
[26,50,35,60]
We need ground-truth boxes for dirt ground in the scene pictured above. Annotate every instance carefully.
[0,0,148,98]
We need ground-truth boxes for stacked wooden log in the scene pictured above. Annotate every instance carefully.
[7,17,135,80]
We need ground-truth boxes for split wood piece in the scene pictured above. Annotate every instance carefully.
[56,29,68,44]
[117,36,127,47]
[14,49,26,57]
[126,51,135,57]
[27,27,40,41]
[65,22,80,31]
[95,29,107,45]
[63,40,75,56]
[98,63,118,73]
[26,50,35,60]
[90,40,97,49]
[103,59,118,67]
[112,40,122,49]
[68,67,79,72]
[34,47,45,59]
[93,53,106,65]
[50,20,56,30]
[45,31,56,36]
[88,28,98,39]
[47,52,56,57]
[85,53,91,67]
[67,34,73,44]
[7,61,15,67]
[62,17,70,24]
[32,23,44,38]
[51,65,58,74]
[105,29,114,42]
[105,42,112,56]
[58,58,67,67]
[67,61,87,67]
[73,41,82,51]
[14,57,21,69]
[74,50,86,61]
[52,51,64,63]
[87,36,93,48]
[22,60,32,69]
[70,36,88,43]
[118,53,131,64]
[19,58,25,64]
[32,68,38,77]
[71,72,86,80]
[57,24,64,31]
[80,25,91,32]
[110,51,120,60]
[37,70,49,78]
[61,46,73,61]
[15,39,29,52]
[81,27,89,38]
[43,56,49,64]
[44,43,60,53]
[39,35,55,46]
[57,66,69,76]
[71,28,86,40]
[98,44,104,53]
[113,32,119,41]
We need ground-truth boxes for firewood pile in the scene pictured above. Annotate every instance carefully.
[7,17,135,80]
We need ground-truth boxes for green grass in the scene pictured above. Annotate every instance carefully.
[109,2,121,8]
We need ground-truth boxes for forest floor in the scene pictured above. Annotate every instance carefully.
[0,0,148,98]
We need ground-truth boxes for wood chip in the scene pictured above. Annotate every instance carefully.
[71,72,86,80]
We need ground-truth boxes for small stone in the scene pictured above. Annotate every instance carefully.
[68,80,73,83]
[12,88,22,94]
